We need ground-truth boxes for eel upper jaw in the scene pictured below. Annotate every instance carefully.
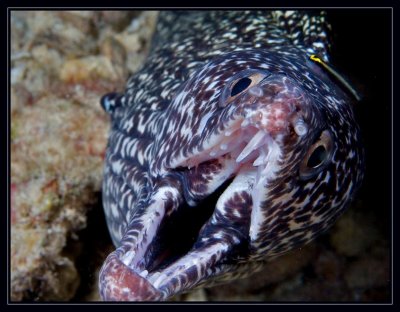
[100,85,310,301]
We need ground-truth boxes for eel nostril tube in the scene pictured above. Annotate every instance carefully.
[248,86,264,97]
[293,118,308,136]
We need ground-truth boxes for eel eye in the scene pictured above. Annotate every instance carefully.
[231,77,252,96]
[100,92,124,114]
[219,69,271,107]
[299,130,334,180]
[307,145,327,168]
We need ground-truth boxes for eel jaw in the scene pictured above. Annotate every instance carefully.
[99,82,311,301]
[99,230,240,301]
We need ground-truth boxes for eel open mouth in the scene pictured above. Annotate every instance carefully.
[99,80,310,301]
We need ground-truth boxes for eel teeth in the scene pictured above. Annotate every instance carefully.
[148,272,168,289]
[253,148,269,166]
[236,129,267,163]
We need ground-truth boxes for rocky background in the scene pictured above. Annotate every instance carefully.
[10,10,391,302]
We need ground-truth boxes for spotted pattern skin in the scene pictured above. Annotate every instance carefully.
[99,11,364,301]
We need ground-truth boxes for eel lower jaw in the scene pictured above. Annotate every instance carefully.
[99,211,233,301]
[100,232,238,301]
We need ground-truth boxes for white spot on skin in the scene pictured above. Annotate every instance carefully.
[206,80,219,91]
[313,42,324,48]
[111,159,124,175]
[233,209,241,218]
[198,111,213,135]
[110,203,120,219]
[123,118,134,132]
[284,10,295,17]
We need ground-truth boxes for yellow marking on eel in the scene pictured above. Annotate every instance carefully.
[310,54,361,102]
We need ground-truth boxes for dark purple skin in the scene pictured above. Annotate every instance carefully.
[98,11,364,301]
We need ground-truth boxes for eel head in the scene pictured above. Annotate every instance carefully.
[99,50,364,301]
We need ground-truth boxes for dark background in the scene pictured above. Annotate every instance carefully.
[328,9,391,240]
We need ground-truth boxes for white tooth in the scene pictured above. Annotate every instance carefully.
[139,270,149,278]
[220,143,228,150]
[253,155,264,166]
[236,130,267,163]
[147,271,161,285]
[253,148,269,166]
[210,150,217,157]
[253,154,265,166]
[151,273,167,289]
[121,250,135,266]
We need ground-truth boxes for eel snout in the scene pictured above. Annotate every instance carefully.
[99,251,164,301]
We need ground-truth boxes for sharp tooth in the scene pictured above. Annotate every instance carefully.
[210,150,217,157]
[147,271,161,284]
[253,154,265,166]
[253,148,269,166]
[236,130,267,163]
[139,270,149,278]
[220,143,228,150]
[225,129,233,136]
[151,273,167,289]
[120,250,135,266]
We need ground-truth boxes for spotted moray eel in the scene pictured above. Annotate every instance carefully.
[98,10,364,301]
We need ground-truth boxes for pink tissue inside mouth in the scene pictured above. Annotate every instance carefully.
[99,252,163,301]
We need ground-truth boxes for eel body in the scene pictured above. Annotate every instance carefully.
[98,11,364,301]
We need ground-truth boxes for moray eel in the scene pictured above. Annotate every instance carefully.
[98,11,364,301]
